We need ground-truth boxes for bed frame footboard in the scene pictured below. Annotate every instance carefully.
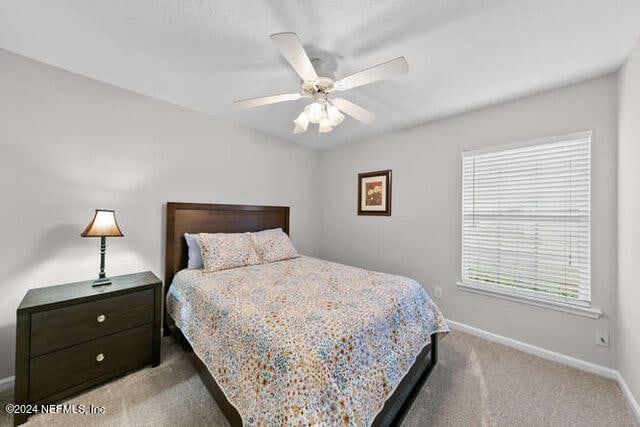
[372,333,438,427]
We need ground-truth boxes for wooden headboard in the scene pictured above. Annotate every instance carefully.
[165,202,290,287]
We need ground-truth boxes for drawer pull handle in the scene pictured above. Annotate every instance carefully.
[96,353,105,362]
[97,314,106,323]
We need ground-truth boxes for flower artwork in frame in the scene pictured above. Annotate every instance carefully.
[358,169,391,216]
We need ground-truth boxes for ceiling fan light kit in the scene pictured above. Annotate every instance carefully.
[294,100,345,134]
[234,32,409,136]
[293,111,309,133]
[305,102,324,123]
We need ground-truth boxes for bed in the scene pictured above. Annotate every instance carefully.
[164,202,448,426]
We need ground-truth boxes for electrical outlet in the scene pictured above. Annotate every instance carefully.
[434,286,443,299]
[594,330,610,347]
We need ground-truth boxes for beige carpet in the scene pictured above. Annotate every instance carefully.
[1,331,636,426]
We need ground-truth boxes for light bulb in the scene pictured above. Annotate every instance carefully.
[318,118,333,133]
[306,102,324,124]
[293,111,309,132]
[327,104,344,126]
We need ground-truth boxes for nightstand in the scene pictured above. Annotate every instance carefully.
[13,271,162,425]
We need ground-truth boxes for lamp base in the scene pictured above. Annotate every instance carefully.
[92,277,112,287]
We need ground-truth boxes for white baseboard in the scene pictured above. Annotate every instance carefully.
[0,376,14,392]
[446,319,639,422]
[446,319,617,379]
[617,372,640,422]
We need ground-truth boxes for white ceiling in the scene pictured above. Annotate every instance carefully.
[1,1,640,148]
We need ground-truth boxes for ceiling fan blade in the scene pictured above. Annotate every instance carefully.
[270,32,319,82]
[234,93,302,109]
[334,57,409,91]
[332,98,376,124]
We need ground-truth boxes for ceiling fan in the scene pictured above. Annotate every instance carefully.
[234,32,409,134]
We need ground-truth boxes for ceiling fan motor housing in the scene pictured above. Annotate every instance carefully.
[302,77,334,100]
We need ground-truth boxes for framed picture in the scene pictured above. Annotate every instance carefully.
[358,169,392,216]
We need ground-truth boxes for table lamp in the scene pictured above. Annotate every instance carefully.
[81,209,124,286]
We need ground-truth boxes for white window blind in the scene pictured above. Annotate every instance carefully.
[461,131,592,307]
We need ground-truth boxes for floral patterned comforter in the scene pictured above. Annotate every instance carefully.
[166,256,448,426]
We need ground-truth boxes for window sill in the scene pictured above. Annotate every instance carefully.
[456,281,602,319]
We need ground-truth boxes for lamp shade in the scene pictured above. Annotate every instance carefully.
[81,209,124,237]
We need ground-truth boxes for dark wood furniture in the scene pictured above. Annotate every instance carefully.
[164,202,438,427]
[14,271,162,425]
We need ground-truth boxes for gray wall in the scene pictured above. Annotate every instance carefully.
[0,50,320,379]
[318,75,618,368]
[618,39,640,406]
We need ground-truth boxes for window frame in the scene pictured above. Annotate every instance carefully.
[458,131,601,319]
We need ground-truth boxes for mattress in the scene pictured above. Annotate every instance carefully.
[166,256,448,426]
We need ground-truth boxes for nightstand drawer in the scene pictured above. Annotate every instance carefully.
[30,289,154,356]
[29,324,153,401]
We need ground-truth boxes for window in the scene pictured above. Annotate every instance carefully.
[460,131,591,309]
